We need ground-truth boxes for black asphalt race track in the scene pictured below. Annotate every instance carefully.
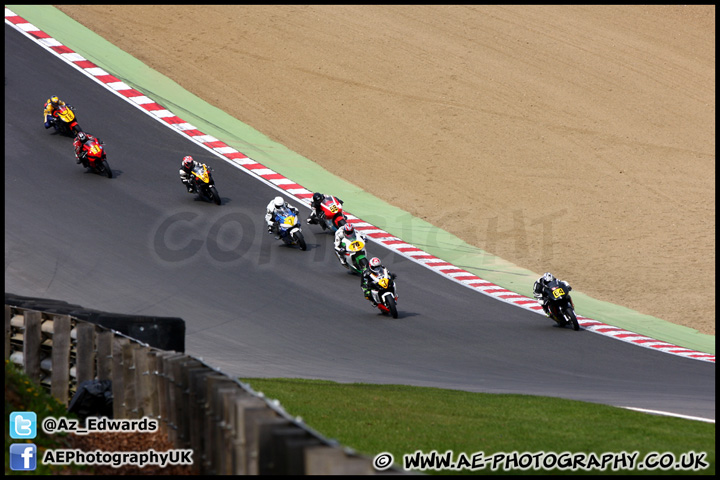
[5,24,714,421]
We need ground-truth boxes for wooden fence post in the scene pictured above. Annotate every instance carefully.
[155,351,182,437]
[134,346,152,418]
[96,330,114,382]
[50,314,71,406]
[23,310,42,384]
[214,386,240,475]
[174,357,202,451]
[164,354,188,446]
[304,446,378,475]
[146,350,160,421]
[75,322,96,385]
[112,336,129,419]
[122,342,138,418]
[186,365,214,474]
[231,395,272,474]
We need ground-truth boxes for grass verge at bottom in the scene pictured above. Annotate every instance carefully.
[5,360,89,475]
[241,377,714,475]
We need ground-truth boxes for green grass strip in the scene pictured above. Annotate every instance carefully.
[242,377,715,475]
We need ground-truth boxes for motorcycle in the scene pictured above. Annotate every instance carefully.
[189,163,221,205]
[311,195,347,232]
[273,206,307,250]
[50,104,83,136]
[336,235,369,274]
[543,279,579,330]
[365,266,399,319]
[78,137,112,178]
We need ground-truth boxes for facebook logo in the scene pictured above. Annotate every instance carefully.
[10,443,37,471]
[10,411,37,439]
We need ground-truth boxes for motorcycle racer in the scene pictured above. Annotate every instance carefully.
[334,223,366,267]
[179,155,201,193]
[43,95,66,129]
[265,196,299,235]
[73,131,101,167]
[533,272,572,317]
[361,257,390,305]
[308,192,343,225]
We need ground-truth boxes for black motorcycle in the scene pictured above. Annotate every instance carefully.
[543,279,579,330]
[365,267,399,318]
[189,163,221,205]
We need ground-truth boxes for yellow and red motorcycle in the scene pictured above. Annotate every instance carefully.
[50,104,82,137]
[189,163,221,205]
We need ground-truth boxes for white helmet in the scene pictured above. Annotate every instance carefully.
[543,272,554,283]
[273,196,284,209]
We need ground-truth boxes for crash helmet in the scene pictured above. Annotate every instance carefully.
[50,95,59,106]
[312,192,324,205]
[543,272,554,283]
[273,196,285,209]
[369,257,382,272]
[182,156,194,169]
[76,131,87,143]
[343,223,355,237]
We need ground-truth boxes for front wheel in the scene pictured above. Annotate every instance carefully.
[101,159,112,178]
[294,231,307,251]
[385,295,398,319]
[565,308,579,331]
[210,185,221,205]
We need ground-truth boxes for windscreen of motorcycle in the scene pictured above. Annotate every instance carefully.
[192,165,209,183]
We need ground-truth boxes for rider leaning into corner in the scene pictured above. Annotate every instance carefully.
[43,95,66,129]
[334,223,366,267]
[179,155,202,193]
[308,192,344,225]
[73,131,101,167]
[361,256,395,306]
[533,272,572,317]
[265,196,299,235]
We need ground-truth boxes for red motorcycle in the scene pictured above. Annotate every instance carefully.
[78,137,112,178]
[313,195,348,232]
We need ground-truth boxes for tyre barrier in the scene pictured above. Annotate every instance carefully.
[5,293,185,352]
